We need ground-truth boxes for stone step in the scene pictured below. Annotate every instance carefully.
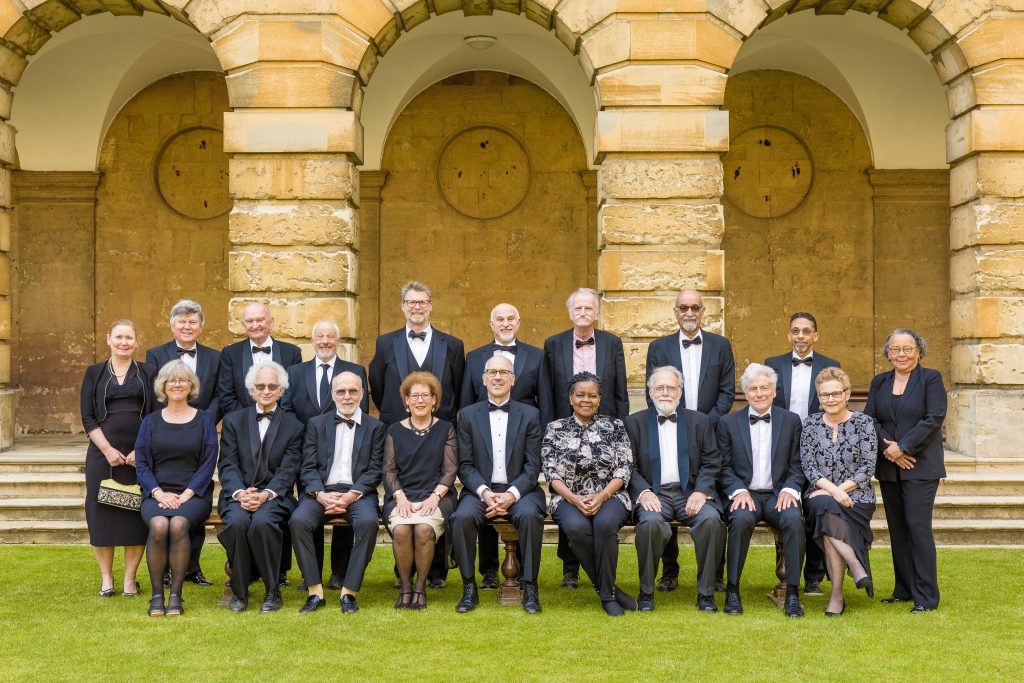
[0,457,85,474]
[0,472,87,498]
[0,497,85,521]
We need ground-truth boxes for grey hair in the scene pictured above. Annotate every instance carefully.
[244,361,289,393]
[740,362,778,392]
[647,365,683,390]
[565,288,601,314]
[153,359,200,403]
[400,280,431,304]
[169,299,204,326]
[568,371,602,397]
[882,328,927,359]
[310,319,340,337]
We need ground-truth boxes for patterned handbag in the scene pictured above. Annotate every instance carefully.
[97,467,143,511]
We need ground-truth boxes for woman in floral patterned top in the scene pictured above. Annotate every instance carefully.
[541,371,636,616]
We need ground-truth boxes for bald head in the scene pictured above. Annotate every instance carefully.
[241,302,273,345]
[482,353,515,402]
[489,302,521,345]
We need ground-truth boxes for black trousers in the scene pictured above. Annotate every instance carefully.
[553,499,629,602]
[802,495,826,583]
[217,497,293,600]
[451,488,545,585]
[880,477,940,609]
[289,493,379,592]
[725,490,805,588]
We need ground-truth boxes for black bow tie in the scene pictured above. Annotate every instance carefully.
[493,344,517,355]
[792,356,813,366]
[749,413,771,425]
[489,402,510,413]
[575,337,595,349]
[256,411,275,421]
[252,345,271,355]
[681,336,702,349]
[334,415,356,429]
[408,330,427,341]
[176,347,196,357]
[657,413,677,425]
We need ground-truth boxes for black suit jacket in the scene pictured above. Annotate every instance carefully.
[368,327,465,424]
[864,366,947,482]
[645,329,735,421]
[281,357,369,424]
[217,338,302,416]
[146,340,222,420]
[80,360,158,432]
[765,351,840,417]
[717,406,804,498]
[460,341,546,410]
[217,406,304,508]
[625,407,720,501]
[299,411,386,497]
[540,328,629,426]
[457,400,542,497]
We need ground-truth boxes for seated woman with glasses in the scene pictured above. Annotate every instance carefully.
[799,367,877,616]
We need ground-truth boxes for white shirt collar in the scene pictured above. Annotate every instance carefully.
[337,407,363,425]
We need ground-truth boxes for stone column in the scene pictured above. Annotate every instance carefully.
[357,170,386,368]
[0,80,16,448]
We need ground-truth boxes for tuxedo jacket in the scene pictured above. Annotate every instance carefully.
[456,399,542,498]
[299,411,386,497]
[460,340,547,411]
[864,366,947,482]
[717,406,804,498]
[645,329,735,421]
[281,357,369,424]
[146,340,222,420]
[625,407,721,501]
[368,327,465,424]
[765,351,840,417]
[539,328,629,426]
[217,406,304,508]
[217,338,303,416]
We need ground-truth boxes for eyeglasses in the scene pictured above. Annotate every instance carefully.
[817,390,848,401]
[254,384,280,392]
[651,384,680,394]
[408,393,433,402]
[484,369,513,377]
[333,388,360,396]
[166,378,192,386]
[403,300,431,308]
[674,305,703,313]
[789,327,815,336]
[889,346,918,356]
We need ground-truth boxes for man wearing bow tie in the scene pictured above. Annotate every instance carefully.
[539,288,629,588]
[764,311,840,596]
[717,363,805,617]
[452,355,545,614]
[217,362,305,613]
[626,366,725,612]
[290,372,386,614]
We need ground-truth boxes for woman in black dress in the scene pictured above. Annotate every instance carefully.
[383,372,457,610]
[80,319,156,597]
[800,367,877,616]
[134,359,218,616]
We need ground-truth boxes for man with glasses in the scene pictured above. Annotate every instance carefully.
[645,288,735,591]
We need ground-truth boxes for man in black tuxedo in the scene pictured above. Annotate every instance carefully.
[146,299,221,588]
[645,288,735,591]
[452,355,545,614]
[369,280,464,587]
[627,366,725,613]
[459,303,546,590]
[718,363,805,618]
[764,311,840,596]
[217,362,304,613]
[290,372,385,614]
[540,287,629,588]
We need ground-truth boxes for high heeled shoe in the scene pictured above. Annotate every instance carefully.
[855,576,874,599]
[824,602,845,617]
[147,595,165,617]
[99,587,115,598]
[394,592,413,610]
[408,591,427,611]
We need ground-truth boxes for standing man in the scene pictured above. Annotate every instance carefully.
[645,288,735,592]
[460,303,546,589]
[290,372,385,614]
[540,287,629,588]
[717,363,806,618]
[452,355,545,614]
[217,362,305,613]
[764,311,840,596]
[146,298,221,588]
[627,366,725,613]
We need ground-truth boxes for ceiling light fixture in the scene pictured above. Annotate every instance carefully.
[464,35,497,50]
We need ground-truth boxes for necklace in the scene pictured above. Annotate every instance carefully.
[108,359,131,377]
[409,417,433,436]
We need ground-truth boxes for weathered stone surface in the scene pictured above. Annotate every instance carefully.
[956,17,1024,69]
[187,0,347,37]
[931,41,969,85]
[228,247,356,293]
[0,209,10,252]
[336,0,395,39]
[601,294,724,339]
[629,16,743,68]
[707,0,771,38]
[950,200,1024,249]
[229,156,359,202]
[600,249,724,291]
[947,109,1024,163]
[928,0,990,38]
[597,109,729,155]
[951,343,1024,385]
[0,44,28,88]
[947,387,1024,458]
[950,247,1024,294]
[0,344,10,386]
[951,297,1024,339]
[597,64,727,107]
[878,0,928,31]
[226,64,358,108]
[599,201,724,247]
[212,16,369,72]
[230,200,357,247]
[622,341,649,385]
[599,156,724,200]
[950,154,1024,207]
[907,15,950,56]
[0,387,17,448]
[223,110,363,159]
[0,85,12,120]
[228,295,356,339]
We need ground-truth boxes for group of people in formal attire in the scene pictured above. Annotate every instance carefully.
[81,284,947,618]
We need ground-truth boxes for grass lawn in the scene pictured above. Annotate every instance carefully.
[0,545,1020,682]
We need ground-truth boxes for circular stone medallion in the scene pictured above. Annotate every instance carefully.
[436,126,530,220]
[154,126,231,221]
[723,126,814,219]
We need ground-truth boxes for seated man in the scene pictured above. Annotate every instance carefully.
[451,355,545,614]
[718,363,806,618]
[217,362,304,613]
[627,366,725,613]
[289,371,386,614]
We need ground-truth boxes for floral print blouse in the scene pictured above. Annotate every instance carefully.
[800,411,877,505]
[541,414,633,513]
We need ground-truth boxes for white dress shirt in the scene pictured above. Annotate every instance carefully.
[326,407,362,488]
[492,340,516,364]
[233,404,278,500]
[250,336,275,365]
[477,399,521,501]
[731,408,800,501]
[658,412,681,486]
[176,344,198,372]
[788,352,813,421]
[405,325,432,368]
[679,330,703,411]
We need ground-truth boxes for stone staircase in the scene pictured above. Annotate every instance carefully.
[1,435,1022,546]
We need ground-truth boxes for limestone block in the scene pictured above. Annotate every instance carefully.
[0,342,9,384]
[0,2,25,39]
[0,296,8,339]
[0,209,9,251]
[950,200,1024,250]
[4,16,52,56]
[186,0,341,36]
[877,0,927,31]
[229,156,359,202]
[629,17,743,69]
[230,200,357,247]
[556,0,713,37]
[947,109,1024,164]
[927,0,989,38]
[599,201,724,247]
[596,64,727,107]
[931,41,969,85]
[601,294,724,339]
[212,16,369,72]
[0,121,13,166]
[949,154,1024,207]
[951,297,1024,338]
[228,295,357,338]
[524,0,556,29]
[946,387,1024,458]
[0,85,12,120]
[599,156,724,200]
[907,15,949,56]
[600,248,724,291]
[622,341,648,385]
[970,63,1024,110]
[597,109,729,156]
[228,247,356,293]
[224,110,363,160]
[950,247,1024,295]
[0,44,28,87]
[707,0,772,38]
[951,342,1024,385]
[957,17,1024,69]
[580,20,629,78]
[226,64,358,108]
[394,0,430,31]
[336,0,395,39]
[0,386,17,448]
[24,0,80,32]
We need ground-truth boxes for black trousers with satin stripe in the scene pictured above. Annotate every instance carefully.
[725,490,805,588]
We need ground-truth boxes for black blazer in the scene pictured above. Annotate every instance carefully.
[299,411,386,497]
[864,366,947,482]
[765,351,840,417]
[281,357,369,424]
[540,328,629,426]
[80,360,158,433]
[460,341,547,411]
[717,406,804,498]
[457,399,542,498]
[645,329,735,421]
[146,340,222,420]
[368,327,465,424]
[625,407,720,501]
[217,406,304,507]
[217,338,302,416]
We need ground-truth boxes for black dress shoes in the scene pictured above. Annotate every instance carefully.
[299,594,326,614]
[656,575,677,592]
[881,596,911,605]
[184,571,213,587]
[613,585,638,612]
[227,596,248,613]
[714,578,726,593]
[910,605,936,614]
[455,583,479,613]
[260,589,283,613]
[340,594,359,614]
[480,570,499,590]
[724,590,743,615]
[696,594,719,613]
[637,592,655,612]
[560,571,579,589]
[784,594,804,618]
[327,575,343,590]
[428,578,446,590]
[855,576,874,599]
[278,573,290,588]
[804,579,823,596]
[522,584,542,614]
[602,599,625,617]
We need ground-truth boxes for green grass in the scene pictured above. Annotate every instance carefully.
[0,545,1020,681]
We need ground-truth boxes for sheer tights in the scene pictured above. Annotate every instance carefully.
[147,516,191,598]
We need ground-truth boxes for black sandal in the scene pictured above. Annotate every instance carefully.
[165,593,183,616]
[148,595,165,617]
[99,588,115,598]
[395,591,413,610]
[409,591,427,611]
